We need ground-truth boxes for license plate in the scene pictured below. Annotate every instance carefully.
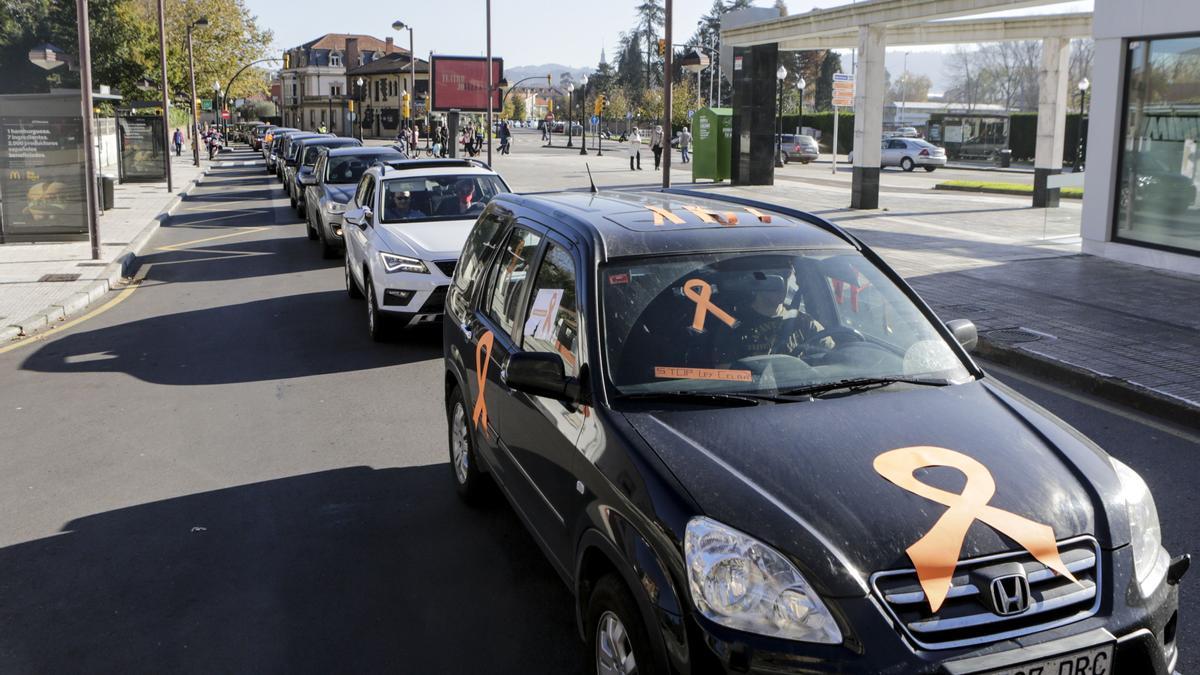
[985,644,1114,675]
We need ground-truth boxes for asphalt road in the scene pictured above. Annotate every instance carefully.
[0,147,1190,673]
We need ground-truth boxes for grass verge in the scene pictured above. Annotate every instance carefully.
[934,180,1083,199]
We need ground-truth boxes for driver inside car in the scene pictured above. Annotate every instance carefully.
[716,273,833,365]
[437,178,479,216]
[384,189,428,221]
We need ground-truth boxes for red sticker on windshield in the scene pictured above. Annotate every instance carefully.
[608,273,630,285]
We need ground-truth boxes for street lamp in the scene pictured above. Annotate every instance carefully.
[900,51,910,130]
[1074,77,1090,172]
[775,65,787,168]
[356,76,365,140]
[186,16,209,166]
[213,80,222,139]
[579,75,589,156]
[796,76,806,135]
[567,82,575,147]
[392,20,415,135]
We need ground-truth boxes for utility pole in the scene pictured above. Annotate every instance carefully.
[156,0,172,192]
[486,0,493,166]
[661,0,672,188]
[76,0,101,260]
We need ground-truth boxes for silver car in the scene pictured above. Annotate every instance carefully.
[851,138,948,172]
[286,136,360,212]
[302,146,405,259]
[780,134,820,163]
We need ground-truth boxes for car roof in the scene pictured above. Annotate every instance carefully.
[297,136,355,147]
[370,160,499,181]
[326,146,401,158]
[496,190,859,261]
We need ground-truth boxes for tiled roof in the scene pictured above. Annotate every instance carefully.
[298,33,406,54]
[346,53,429,75]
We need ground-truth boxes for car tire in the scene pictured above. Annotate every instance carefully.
[924,166,937,172]
[318,226,338,259]
[365,273,390,341]
[901,157,915,172]
[306,215,319,241]
[446,385,489,504]
[345,255,363,299]
[587,574,661,675]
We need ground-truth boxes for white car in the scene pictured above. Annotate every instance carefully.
[849,138,947,171]
[341,159,511,340]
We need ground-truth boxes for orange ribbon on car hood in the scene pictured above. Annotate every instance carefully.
[682,278,738,333]
[873,446,1077,613]
[472,330,495,435]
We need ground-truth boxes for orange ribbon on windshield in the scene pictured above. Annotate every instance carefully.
[873,446,1077,613]
[472,330,495,435]
[682,278,738,333]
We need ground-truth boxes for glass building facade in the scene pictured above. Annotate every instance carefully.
[1115,35,1200,255]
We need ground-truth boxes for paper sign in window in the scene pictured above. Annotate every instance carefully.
[524,288,564,340]
[654,366,752,382]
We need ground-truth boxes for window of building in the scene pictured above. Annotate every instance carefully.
[1114,35,1200,255]
[330,52,342,67]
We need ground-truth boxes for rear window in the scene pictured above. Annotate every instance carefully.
[379,174,508,223]
[325,153,401,183]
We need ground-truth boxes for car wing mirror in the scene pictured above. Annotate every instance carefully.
[946,319,978,352]
[344,207,365,227]
[503,352,580,403]
[299,173,318,186]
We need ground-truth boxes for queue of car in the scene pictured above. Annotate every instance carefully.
[241,126,1186,675]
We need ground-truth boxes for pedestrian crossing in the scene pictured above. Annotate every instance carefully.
[215,160,260,168]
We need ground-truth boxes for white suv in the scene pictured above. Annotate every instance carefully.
[341,159,511,340]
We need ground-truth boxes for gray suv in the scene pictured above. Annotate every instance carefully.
[301,146,405,258]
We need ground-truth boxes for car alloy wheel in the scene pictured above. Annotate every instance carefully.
[596,611,637,675]
[450,401,470,484]
[345,256,363,299]
[901,157,915,172]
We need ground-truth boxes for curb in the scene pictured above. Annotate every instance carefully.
[975,338,1200,431]
[1,166,209,343]
[933,183,1083,199]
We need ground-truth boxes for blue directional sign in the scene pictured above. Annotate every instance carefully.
[591,115,599,126]
[687,109,695,119]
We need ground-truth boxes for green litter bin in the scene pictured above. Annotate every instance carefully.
[691,107,732,182]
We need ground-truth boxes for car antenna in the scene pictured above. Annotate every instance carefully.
[585,163,597,194]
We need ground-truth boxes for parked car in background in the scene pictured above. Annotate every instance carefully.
[264,129,299,173]
[341,159,511,339]
[779,134,820,163]
[441,188,1186,675]
[850,138,947,172]
[302,146,405,258]
[277,132,326,182]
[895,126,920,138]
[287,136,361,212]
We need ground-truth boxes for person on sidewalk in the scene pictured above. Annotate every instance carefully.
[172,128,183,156]
[498,120,511,155]
[679,127,692,163]
[650,124,664,170]
[627,128,643,171]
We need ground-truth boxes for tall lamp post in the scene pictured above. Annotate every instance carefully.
[186,16,208,166]
[356,77,365,140]
[797,76,806,135]
[775,65,787,168]
[393,20,417,135]
[155,0,171,192]
[900,51,910,130]
[213,80,222,140]
[579,75,589,156]
[567,83,575,147]
[1074,77,1090,172]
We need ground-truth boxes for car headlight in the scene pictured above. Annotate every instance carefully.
[325,201,346,214]
[685,517,842,644]
[1111,457,1169,597]
[379,252,428,274]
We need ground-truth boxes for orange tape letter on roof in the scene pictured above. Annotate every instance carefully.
[873,446,1077,613]
[645,205,685,226]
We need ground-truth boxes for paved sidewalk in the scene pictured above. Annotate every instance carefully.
[497,139,1200,421]
[0,153,206,341]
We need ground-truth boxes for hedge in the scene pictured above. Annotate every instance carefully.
[780,111,855,153]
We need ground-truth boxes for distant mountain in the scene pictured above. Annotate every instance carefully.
[505,64,593,88]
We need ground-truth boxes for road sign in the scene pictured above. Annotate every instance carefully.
[626,112,633,120]
[832,96,855,107]
[833,73,855,82]
[220,110,230,120]
[591,115,599,126]
[687,109,695,120]
[832,72,855,108]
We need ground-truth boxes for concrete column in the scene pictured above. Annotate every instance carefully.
[851,25,886,209]
[1033,36,1070,208]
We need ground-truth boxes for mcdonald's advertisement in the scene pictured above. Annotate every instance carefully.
[0,105,88,242]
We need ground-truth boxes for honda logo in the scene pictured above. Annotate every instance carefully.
[989,574,1032,616]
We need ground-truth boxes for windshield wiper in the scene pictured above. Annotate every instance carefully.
[620,391,775,406]
[778,376,951,399]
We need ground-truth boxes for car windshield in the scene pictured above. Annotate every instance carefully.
[324,154,399,183]
[379,175,507,223]
[911,139,939,150]
[797,135,816,144]
[602,250,972,396]
[302,143,352,167]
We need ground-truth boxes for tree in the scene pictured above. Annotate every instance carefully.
[616,31,646,96]
[1069,39,1094,109]
[511,92,527,121]
[635,0,664,88]
[158,0,273,106]
[944,47,985,111]
[890,72,932,104]
[815,50,842,111]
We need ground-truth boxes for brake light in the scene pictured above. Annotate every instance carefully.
[919,149,930,157]
[794,145,801,152]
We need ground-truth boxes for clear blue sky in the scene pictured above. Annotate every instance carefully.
[243,0,775,68]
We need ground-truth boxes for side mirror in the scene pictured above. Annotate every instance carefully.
[946,319,978,352]
[299,173,317,186]
[504,352,580,402]
[343,207,365,227]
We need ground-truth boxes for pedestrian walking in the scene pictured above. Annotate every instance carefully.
[541,119,549,141]
[498,120,511,155]
[172,128,183,156]
[650,124,664,170]
[438,123,449,157]
[627,127,643,171]
[679,126,692,163]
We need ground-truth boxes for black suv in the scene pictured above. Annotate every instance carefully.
[441,190,1186,674]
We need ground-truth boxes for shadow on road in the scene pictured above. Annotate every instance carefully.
[0,465,585,673]
[21,291,441,385]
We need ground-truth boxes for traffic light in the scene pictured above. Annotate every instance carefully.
[593,95,603,116]
[657,39,666,58]
[402,92,410,119]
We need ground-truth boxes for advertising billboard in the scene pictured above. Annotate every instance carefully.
[0,94,89,243]
[430,56,503,113]
[117,115,166,183]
